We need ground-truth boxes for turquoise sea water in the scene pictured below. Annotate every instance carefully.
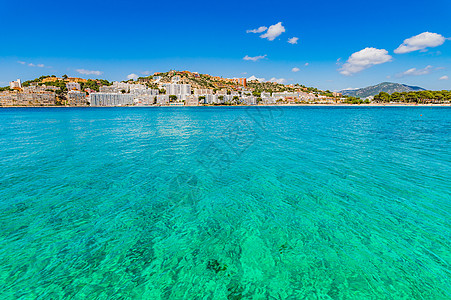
[0,107,450,299]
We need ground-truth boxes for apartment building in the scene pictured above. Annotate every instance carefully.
[90,93,134,106]
[0,91,56,106]
[272,91,299,100]
[100,82,147,93]
[66,82,81,91]
[185,95,199,106]
[194,88,213,95]
[67,91,87,106]
[22,85,60,93]
[163,83,191,96]
[156,95,169,105]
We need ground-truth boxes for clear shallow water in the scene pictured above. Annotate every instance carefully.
[0,106,450,299]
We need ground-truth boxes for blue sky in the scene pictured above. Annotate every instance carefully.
[0,0,450,91]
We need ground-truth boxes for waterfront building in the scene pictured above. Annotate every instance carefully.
[90,93,134,106]
[156,95,169,105]
[171,76,181,83]
[67,91,87,106]
[242,96,257,105]
[204,94,218,104]
[262,97,276,104]
[299,92,316,102]
[185,95,199,106]
[133,90,159,105]
[0,91,56,106]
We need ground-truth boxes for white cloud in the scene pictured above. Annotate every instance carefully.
[340,47,392,76]
[243,54,267,62]
[141,71,151,75]
[269,77,286,84]
[77,69,103,76]
[439,75,449,80]
[246,26,267,34]
[304,63,309,66]
[260,22,285,41]
[18,61,46,68]
[288,37,299,44]
[292,67,300,72]
[247,75,265,82]
[401,65,433,76]
[394,32,446,54]
[127,73,139,80]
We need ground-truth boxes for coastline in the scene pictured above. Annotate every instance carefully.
[1,103,450,108]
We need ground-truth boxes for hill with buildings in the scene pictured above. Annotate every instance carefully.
[2,72,448,107]
[341,82,425,99]
[135,70,308,94]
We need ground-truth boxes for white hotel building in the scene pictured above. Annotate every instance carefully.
[90,93,134,106]
[163,83,191,96]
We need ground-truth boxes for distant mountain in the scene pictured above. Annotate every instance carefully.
[341,82,425,98]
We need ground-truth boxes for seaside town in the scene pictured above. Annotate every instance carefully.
[1,70,450,107]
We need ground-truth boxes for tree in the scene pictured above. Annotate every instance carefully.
[80,80,100,92]
[380,92,390,102]
[390,92,401,102]
[62,74,68,80]
[374,92,390,102]
[406,92,418,103]
[169,95,177,101]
